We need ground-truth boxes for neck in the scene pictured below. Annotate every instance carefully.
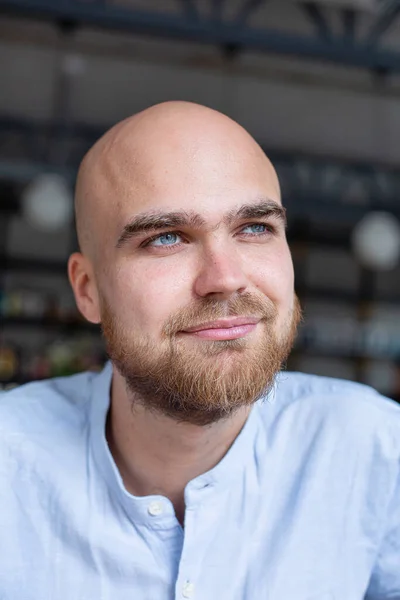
[106,366,251,525]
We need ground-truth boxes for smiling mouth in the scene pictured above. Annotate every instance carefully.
[180,317,261,341]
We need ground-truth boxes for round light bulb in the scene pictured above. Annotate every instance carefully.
[351,211,400,271]
[62,54,86,77]
[21,174,73,231]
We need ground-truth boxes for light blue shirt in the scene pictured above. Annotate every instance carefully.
[1,362,400,600]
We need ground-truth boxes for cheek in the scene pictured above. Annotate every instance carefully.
[105,261,191,333]
[252,246,294,304]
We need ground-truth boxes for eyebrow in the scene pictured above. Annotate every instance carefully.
[116,199,286,248]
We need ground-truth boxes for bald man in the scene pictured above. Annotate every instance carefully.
[0,102,399,600]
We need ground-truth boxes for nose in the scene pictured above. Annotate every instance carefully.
[193,245,249,300]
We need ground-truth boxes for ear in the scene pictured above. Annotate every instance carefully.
[68,252,101,324]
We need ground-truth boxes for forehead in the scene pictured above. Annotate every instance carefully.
[112,144,280,228]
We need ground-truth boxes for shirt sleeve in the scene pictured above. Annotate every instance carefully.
[365,459,400,599]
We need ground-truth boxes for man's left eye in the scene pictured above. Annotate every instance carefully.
[242,223,268,234]
[150,232,181,246]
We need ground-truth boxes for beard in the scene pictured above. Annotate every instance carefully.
[101,292,302,426]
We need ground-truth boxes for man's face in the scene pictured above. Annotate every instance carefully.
[92,117,299,425]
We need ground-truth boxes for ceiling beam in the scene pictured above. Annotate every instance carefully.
[178,0,199,21]
[234,0,266,25]
[366,1,400,43]
[301,2,332,41]
[342,8,357,43]
[2,0,400,71]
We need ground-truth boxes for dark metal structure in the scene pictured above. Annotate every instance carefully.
[1,0,400,72]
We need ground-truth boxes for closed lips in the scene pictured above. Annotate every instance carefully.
[182,317,261,332]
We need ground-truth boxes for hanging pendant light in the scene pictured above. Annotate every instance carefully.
[351,211,400,271]
[21,173,73,232]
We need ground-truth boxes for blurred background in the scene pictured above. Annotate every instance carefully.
[2,0,400,399]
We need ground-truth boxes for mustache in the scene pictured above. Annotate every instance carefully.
[163,292,277,337]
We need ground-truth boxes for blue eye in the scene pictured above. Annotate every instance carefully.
[242,223,268,234]
[149,232,181,246]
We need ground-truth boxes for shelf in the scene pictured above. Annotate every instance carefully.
[0,370,103,388]
[296,285,400,304]
[1,375,45,387]
[0,256,68,274]
[290,346,400,362]
[2,316,99,333]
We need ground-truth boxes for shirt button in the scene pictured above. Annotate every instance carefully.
[148,501,163,516]
[182,581,195,598]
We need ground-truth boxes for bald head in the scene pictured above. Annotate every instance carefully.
[74,101,280,260]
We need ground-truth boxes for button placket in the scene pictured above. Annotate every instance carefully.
[176,482,217,600]
[182,581,195,598]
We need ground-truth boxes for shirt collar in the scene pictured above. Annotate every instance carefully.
[89,361,276,525]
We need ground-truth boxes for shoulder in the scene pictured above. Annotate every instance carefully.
[0,369,108,536]
[262,371,400,457]
[0,370,97,448]
[274,371,400,415]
